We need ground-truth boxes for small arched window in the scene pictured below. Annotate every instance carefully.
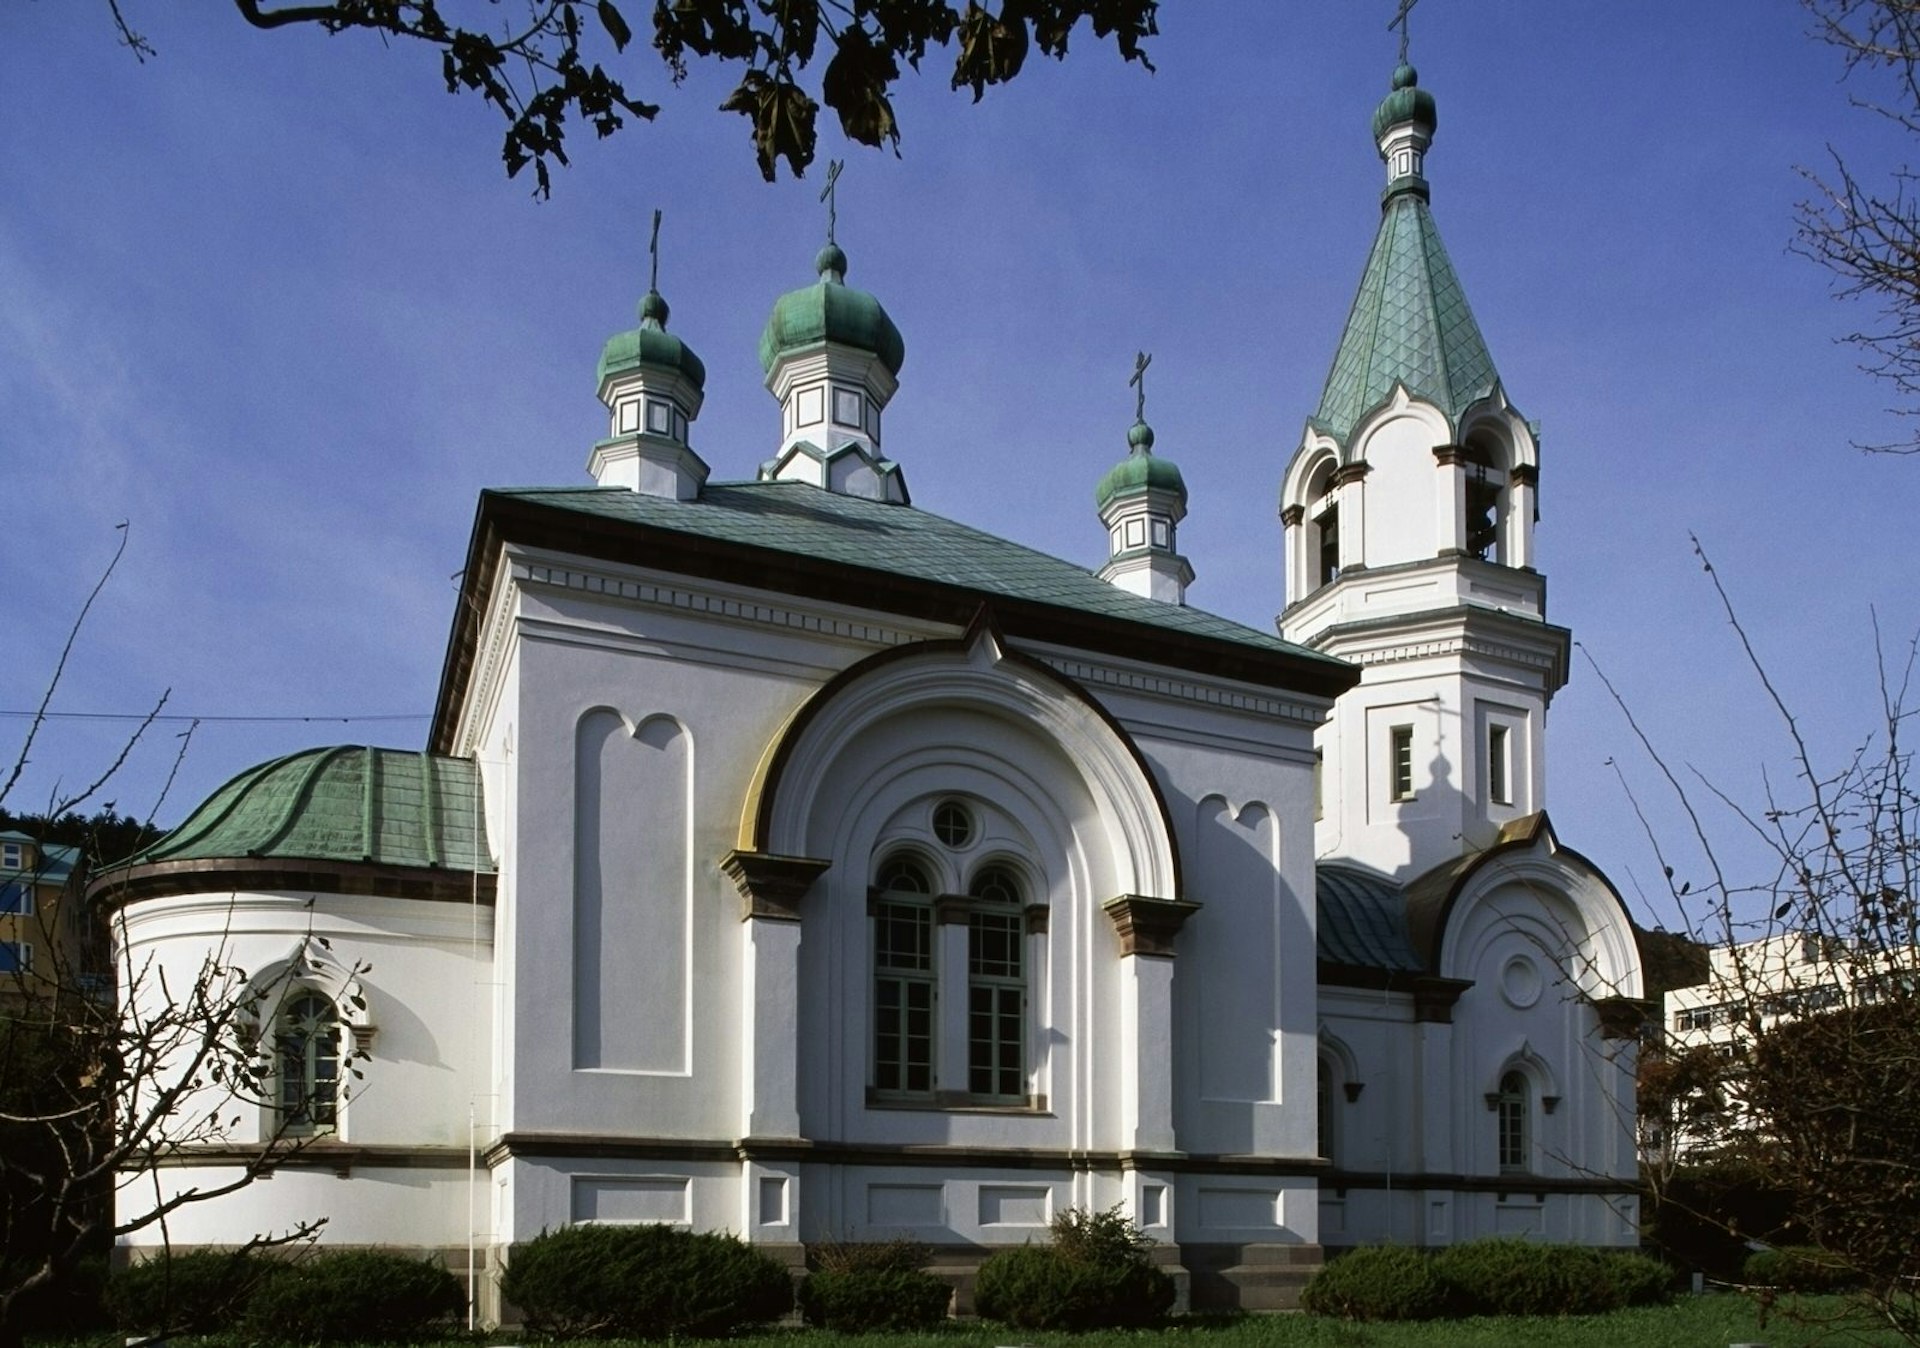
[276,991,340,1134]
[1496,1069,1530,1173]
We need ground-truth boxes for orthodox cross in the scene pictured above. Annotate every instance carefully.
[820,159,844,244]
[648,208,662,292]
[1389,0,1419,65]
[1129,350,1152,424]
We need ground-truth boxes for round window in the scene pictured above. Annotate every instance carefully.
[931,800,973,849]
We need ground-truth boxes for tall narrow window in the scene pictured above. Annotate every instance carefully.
[1389,725,1415,802]
[277,992,340,1133]
[1312,749,1325,822]
[967,865,1025,1099]
[1497,1070,1529,1172]
[873,856,936,1095]
[1317,1059,1335,1164]
[1464,448,1502,562]
[1488,724,1511,805]
[1315,502,1340,587]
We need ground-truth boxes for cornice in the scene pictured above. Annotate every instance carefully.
[1037,655,1330,727]
[478,551,1336,728]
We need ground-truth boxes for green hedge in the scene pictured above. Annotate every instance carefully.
[108,1250,286,1336]
[799,1267,951,1332]
[110,1249,460,1343]
[501,1224,792,1338]
[1302,1240,1674,1322]
[1743,1244,1859,1292]
[1298,1245,1449,1322]
[240,1250,463,1343]
[974,1207,1174,1331]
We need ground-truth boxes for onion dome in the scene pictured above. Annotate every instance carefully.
[598,288,707,390]
[758,244,906,378]
[1370,62,1437,142]
[1095,419,1187,511]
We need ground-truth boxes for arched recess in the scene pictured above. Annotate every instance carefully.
[741,626,1178,902]
[740,624,1182,1146]
[573,707,692,1075]
[1316,1028,1362,1166]
[1421,818,1641,1002]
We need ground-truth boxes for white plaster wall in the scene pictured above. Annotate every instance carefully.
[119,1165,476,1251]
[113,889,493,1253]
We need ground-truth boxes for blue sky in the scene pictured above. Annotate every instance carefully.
[3,2,1916,933]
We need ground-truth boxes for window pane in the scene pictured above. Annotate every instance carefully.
[875,903,931,972]
[969,911,1022,978]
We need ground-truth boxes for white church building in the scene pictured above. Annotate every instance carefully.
[95,61,1644,1313]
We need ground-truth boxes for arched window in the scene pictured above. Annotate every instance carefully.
[1462,442,1505,563]
[1496,1069,1530,1173]
[1308,462,1340,587]
[967,865,1026,1099]
[276,991,340,1134]
[872,854,935,1095]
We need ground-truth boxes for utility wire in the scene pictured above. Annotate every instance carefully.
[0,710,428,724]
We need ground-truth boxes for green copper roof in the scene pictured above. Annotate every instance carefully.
[1311,190,1499,446]
[494,481,1342,667]
[758,246,906,378]
[598,290,707,390]
[122,747,493,874]
[1370,62,1437,143]
[1094,421,1187,509]
[1316,863,1423,972]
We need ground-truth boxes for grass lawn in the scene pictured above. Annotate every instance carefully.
[44,1296,1906,1348]
[725,1296,1901,1348]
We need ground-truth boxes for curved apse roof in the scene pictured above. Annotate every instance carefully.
[118,746,493,875]
[1316,862,1424,973]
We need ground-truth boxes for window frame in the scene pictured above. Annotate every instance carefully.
[274,989,343,1137]
[964,863,1027,1102]
[0,881,32,917]
[1496,1069,1530,1173]
[1487,723,1511,805]
[1389,725,1416,802]
[870,855,938,1098]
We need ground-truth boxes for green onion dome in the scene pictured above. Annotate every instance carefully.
[1094,420,1187,511]
[598,288,707,390]
[1370,62,1437,142]
[757,245,906,378]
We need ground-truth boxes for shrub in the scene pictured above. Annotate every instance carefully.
[1434,1239,1612,1316]
[1743,1244,1858,1292]
[1301,1243,1669,1323]
[501,1224,792,1338]
[241,1250,464,1344]
[1432,1239,1673,1317]
[973,1206,1174,1331]
[1602,1250,1677,1307]
[108,1248,285,1335]
[800,1267,950,1332]
[1299,1245,1449,1322]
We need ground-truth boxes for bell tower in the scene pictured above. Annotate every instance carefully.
[1278,62,1569,878]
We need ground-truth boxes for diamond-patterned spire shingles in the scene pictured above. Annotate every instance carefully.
[1311,194,1500,446]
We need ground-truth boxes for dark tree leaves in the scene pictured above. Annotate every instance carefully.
[720,68,820,180]
[598,0,633,51]
[216,1,1156,192]
[824,26,902,152]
